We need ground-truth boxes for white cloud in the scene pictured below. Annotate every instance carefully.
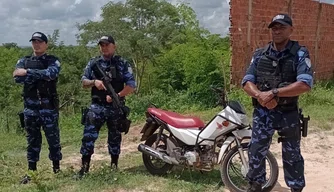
[3,0,334,46]
[0,0,229,46]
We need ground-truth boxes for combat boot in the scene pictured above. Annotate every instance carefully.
[20,162,37,184]
[52,160,60,174]
[291,188,303,192]
[76,155,91,179]
[111,154,119,171]
[247,181,262,192]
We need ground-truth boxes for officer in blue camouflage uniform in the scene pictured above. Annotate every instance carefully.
[13,32,62,184]
[242,14,313,192]
[77,35,136,178]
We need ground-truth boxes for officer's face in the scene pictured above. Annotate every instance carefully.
[99,43,116,57]
[271,23,293,44]
[31,40,48,54]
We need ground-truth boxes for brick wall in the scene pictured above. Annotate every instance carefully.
[230,0,334,85]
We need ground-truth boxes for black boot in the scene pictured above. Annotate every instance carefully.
[77,155,91,179]
[247,181,262,192]
[20,162,37,184]
[111,155,119,170]
[291,188,303,192]
[52,160,60,174]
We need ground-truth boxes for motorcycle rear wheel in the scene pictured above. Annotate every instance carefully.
[220,143,279,192]
[142,133,174,176]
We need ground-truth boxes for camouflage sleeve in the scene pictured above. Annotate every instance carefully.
[241,49,262,86]
[81,59,94,81]
[14,58,27,84]
[121,58,136,88]
[296,47,313,88]
[26,57,61,80]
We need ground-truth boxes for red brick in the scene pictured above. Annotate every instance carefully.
[230,0,334,85]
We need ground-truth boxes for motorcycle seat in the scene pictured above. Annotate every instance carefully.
[148,108,205,129]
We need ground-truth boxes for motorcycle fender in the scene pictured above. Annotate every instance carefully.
[217,129,252,164]
[217,136,235,164]
[140,121,159,141]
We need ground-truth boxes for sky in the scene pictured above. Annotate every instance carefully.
[0,0,333,46]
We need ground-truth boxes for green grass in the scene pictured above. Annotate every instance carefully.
[0,112,226,192]
[1,82,334,192]
[0,130,224,192]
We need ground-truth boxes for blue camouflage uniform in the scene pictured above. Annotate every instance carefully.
[241,40,313,190]
[14,54,62,164]
[80,55,136,157]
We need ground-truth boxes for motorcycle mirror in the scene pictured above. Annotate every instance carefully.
[149,102,157,108]
[210,85,227,108]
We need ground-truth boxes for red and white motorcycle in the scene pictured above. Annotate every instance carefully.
[138,87,279,192]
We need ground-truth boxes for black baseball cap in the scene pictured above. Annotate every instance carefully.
[268,14,293,28]
[98,35,115,45]
[29,32,48,43]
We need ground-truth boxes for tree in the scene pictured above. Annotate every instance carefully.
[2,42,19,49]
[75,0,230,105]
[47,29,64,49]
[76,0,186,94]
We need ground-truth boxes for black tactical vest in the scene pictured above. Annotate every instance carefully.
[23,55,58,100]
[255,41,300,106]
[91,56,124,104]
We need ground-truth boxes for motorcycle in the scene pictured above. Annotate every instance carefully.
[137,87,279,192]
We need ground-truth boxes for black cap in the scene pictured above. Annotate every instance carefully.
[98,35,115,44]
[268,14,293,28]
[29,32,48,43]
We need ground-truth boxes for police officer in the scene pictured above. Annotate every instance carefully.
[242,14,313,192]
[77,35,136,178]
[13,32,62,184]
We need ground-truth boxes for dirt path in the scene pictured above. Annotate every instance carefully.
[270,130,334,192]
[63,125,334,191]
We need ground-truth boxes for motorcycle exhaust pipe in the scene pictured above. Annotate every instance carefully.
[138,144,179,165]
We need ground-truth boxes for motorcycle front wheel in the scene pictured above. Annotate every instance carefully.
[220,143,279,192]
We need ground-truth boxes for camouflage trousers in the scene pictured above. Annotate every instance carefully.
[80,104,122,156]
[246,106,305,189]
[24,109,62,162]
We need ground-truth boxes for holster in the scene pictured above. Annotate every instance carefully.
[51,95,60,110]
[81,107,89,125]
[18,111,25,128]
[118,117,131,134]
[299,108,310,137]
[118,106,131,134]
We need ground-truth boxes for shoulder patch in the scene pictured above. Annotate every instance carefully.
[128,65,133,74]
[297,46,308,57]
[305,58,312,68]
[55,60,61,67]
[297,50,305,57]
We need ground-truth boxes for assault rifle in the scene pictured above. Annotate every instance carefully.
[91,63,131,134]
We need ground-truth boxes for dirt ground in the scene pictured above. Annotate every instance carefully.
[63,125,334,192]
[270,129,334,192]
